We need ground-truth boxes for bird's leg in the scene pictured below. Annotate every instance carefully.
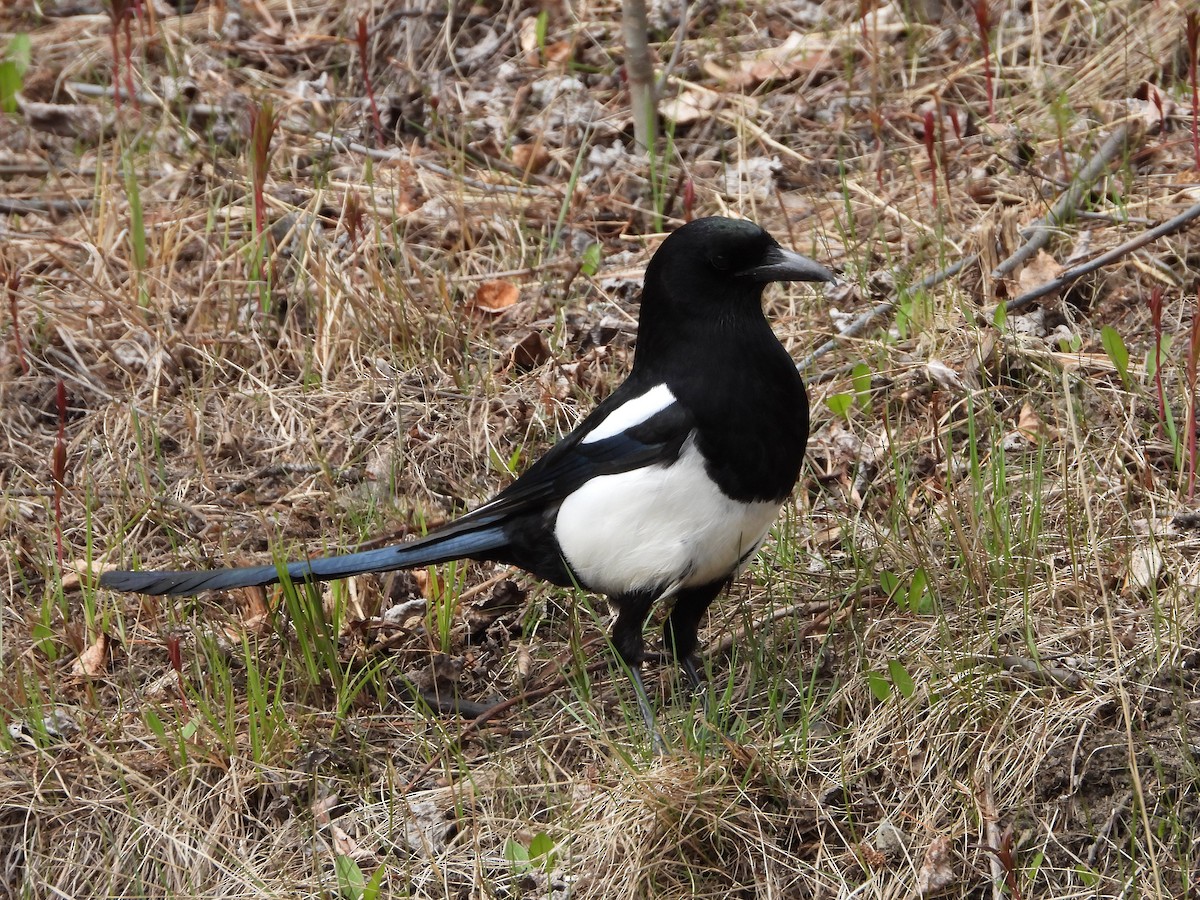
[678,655,705,691]
[662,580,728,729]
[610,590,664,751]
[663,580,725,692]
[625,667,661,751]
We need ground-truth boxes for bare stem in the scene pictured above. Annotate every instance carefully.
[622,0,657,152]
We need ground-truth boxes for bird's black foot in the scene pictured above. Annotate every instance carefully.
[679,655,706,692]
[626,666,667,755]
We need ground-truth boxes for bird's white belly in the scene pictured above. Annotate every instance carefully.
[554,437,782,597]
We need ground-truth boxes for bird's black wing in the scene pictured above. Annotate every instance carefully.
[101,384,694,596]
[431,385,696,539]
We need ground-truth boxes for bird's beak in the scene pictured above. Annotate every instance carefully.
[739,245,836,284]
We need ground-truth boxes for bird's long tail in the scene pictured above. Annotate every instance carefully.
[99,525,510,596]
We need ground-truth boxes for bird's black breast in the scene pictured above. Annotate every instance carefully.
[665,325,809,504]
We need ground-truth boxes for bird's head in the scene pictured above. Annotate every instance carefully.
[641,217,835,314]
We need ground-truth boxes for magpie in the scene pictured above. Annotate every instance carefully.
[101,216,834,733]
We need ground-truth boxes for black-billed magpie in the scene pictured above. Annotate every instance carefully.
[102,216,834,731]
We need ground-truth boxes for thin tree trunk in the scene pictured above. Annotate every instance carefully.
[621,0,657,152]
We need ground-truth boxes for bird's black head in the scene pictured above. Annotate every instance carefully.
[631,216,833,376]
[641,217,834,316]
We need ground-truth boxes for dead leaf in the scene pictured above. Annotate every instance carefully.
[311,794,340,825]
[412,568,444,600]
[518,16,539,57]
[857,844,887,869]
[926,359,965,393]
[238,584,273,632]
[1127,543,1164,593]
[383,598,428,623]
[408,653,464,697]
[71,632,110,676]
[543,40,573,65]
[1016,249,1062,295]
[518,18,573,67]
[916,835,958,896]
[512,141,551,173]
[64,558,113,592]
[465,579,527,637]
[472,280,520,313]
[1016,401,1058,443]
[1105,96,1174,130]
[23,101,108,140]
[507,330,551,371]
[515,644,533,681]
[705,31,835,87]
[331,824,357,856]
[659,87,720,125]
[808,524,843,546]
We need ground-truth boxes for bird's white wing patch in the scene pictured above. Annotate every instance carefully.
[582,384,677,444]
[555,436,782,597]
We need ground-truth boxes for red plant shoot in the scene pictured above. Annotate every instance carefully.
[355,16,385,148]
[682,177,695,222]
[1187,287,1200,497]
[948,105,963,146]
[987,826,1024,900]
[1187,12,1199,170]
[974,0,995,119]
[859,0,872,46]
[107,0,140,110]
[343,191,366,246]
[165,635,190,712]
[937,98,953,203]
[53,380,67,570]
[1149,286,1167,433]
[4,264,28,375]
[248,99,278,235]
[923,107,939,210]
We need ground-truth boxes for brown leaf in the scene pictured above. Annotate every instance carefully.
[543,40,573,65]
[412,568,448,602]
[1016,401,1057,443]
[1016,250,1062,295]
[408,653,464,697]
[311,794,340,825]
[472,280,520,313]
[63,558,111,592]
[926,359,965,394]
[659,87,721,125]
[518,19,573,67]
[518,17,539,57]
[512,141,551,174]
[23,101,108,140]
[71,632,110,676]
[1126,543,1164,594]
[465,579,527,638]
[705,31,836,87]
[331,824,357,856]
[508,330,551,371]
[515,644,533,681]
[238,584,273,633]
[916,835,958,895]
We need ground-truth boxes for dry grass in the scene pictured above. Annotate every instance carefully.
[3,0,1200,897]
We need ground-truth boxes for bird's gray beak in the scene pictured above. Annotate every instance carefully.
[740,245,836,284]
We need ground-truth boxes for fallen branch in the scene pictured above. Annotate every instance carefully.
[797,255,978,372]
[1001,198,1200,313]
[992,122,1137,279]
[0,197,93,215]
[795,122,1169,371]
[969,654,1083,689]
[65,80,555,194]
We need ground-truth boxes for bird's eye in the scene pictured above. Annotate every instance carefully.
[710,253,730,271]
